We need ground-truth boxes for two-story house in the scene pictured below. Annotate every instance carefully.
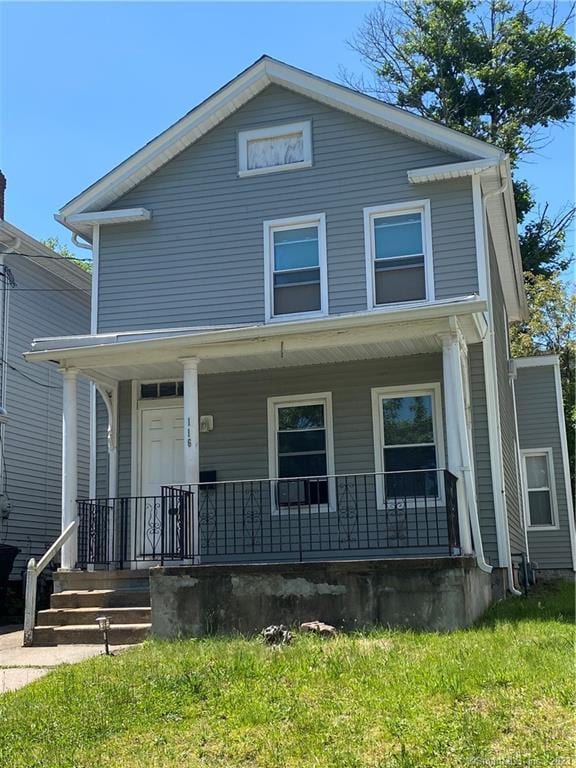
[23,58,574,644]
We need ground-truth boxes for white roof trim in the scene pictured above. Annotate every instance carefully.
[64,208,151,226]
[25,296,486,363]
[0,219,91,291]
[515,355,560,368]
[408,158,501,184]
[58,56,502,236]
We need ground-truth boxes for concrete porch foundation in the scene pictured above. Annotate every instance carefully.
[150,556,493,637]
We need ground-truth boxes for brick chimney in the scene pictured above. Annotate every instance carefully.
[0,171,5,220]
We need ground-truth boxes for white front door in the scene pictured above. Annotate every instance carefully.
[140,405,185,496]
[136,404,185,561]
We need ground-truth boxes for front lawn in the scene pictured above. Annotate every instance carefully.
[1,581,574,768]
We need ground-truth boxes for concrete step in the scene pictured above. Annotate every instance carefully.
[51,589,150,609]
[37,606,151,626]
[32,623,150,646]
[54,570,151,593]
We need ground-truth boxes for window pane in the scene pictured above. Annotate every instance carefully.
[383,396,434,445]
[374,213,423,260]
[274,283,321,315]
[528,490,553,525]
[526,455,550,489]
[278,404,324,430]
[140,383,158,399]
[383,446,438,498]
[384,445,437,472]
[278,430,326,454]
[159,382,177,398]
[274,268,320,287]
[375,264,426,305]
[385,471,438,499]
[279,453,327,478]
[274,227,319,271]
[248,132,304,170]
[277,478,328,506]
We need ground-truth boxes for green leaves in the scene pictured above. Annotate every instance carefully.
[349,0,575,275]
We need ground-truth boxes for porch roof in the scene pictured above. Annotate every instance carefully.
[24,296,487,381]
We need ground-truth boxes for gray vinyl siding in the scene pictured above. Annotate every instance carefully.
[489,234,525,557]
[117,381,132,497]
[468,343,498,564]
[116,356,445,485]
[2,256,90,577]
[95,392,109,498]
[110,356,458,559]
[515,364,574,570]
[97,84,477,333]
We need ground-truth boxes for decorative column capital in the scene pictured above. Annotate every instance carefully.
[59,367,79,380]
[179,356,200,371]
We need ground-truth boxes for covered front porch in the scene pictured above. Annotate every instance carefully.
[25,299,488,572]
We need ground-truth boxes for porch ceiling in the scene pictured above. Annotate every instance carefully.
[24,299,487,383]
[80,334,444,381]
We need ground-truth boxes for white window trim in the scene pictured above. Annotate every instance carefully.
[364,199,435,311]
[267,391,335,514]
[263,212,328,323]
[521,448,559,530]
[371,382,445,510]
[238,121,312,177]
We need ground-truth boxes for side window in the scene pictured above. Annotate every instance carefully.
[364,201,433,308]
[264,214,327,321]
[522,449,558,528]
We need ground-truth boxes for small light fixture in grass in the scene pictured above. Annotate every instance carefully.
[95,615,112,655]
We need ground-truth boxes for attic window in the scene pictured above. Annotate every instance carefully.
[238,121,312,177]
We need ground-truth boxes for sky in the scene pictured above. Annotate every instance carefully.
[0,1,574,264]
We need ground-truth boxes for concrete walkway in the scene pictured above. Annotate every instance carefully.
[0,625,128,693]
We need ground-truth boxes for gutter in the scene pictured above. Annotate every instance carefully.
[24,297,487,363]
[481,179,523,597]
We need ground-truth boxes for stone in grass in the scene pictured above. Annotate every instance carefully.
[300,621,337,638]
[261,625,292,645]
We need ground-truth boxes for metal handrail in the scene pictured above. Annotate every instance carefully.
[23,520,77,647]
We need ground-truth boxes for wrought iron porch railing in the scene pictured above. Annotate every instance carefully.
[77,486,194,568]
[77,470,460,569]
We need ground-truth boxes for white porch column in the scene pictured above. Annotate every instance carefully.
[442,333,474,555]
[181,357,200,560]
[61,368,78,570]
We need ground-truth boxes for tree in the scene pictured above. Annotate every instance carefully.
[345,0,575,275]
[43,236,92,274]
[510,272,575,483]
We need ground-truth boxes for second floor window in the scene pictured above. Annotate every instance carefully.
[264,213,327,321]
[364,200,434,309]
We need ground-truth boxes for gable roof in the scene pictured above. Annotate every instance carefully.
[57,55,503,235]
[0,219,91,292]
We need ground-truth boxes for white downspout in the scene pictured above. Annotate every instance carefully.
[443,326,492,573]
[481,173,522,596]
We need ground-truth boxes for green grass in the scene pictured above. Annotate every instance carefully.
[1,582,574,768]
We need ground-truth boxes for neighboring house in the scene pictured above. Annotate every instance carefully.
[514,356,575,578]
[0,177,91,581]
[23,58,574,643]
